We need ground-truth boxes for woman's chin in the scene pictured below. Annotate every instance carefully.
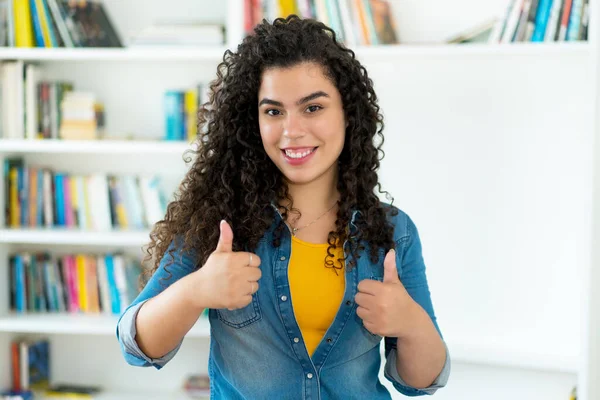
[281,170,319,186]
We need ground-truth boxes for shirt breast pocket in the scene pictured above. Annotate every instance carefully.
[216,294,262,328]
[355,275,384,342]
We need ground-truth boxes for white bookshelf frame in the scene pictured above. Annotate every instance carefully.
[0,42,591,62]
[0,139,194,155]
[0,228,150,246]
[0,314,211,337]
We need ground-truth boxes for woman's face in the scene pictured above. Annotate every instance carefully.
[258,62,346,186]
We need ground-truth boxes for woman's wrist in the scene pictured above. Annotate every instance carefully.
[178,271,210,313]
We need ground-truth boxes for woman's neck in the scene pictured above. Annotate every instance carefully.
[283,171,339,215]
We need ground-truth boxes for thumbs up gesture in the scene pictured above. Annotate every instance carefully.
[193,220,262,311]
[355,249,420,338]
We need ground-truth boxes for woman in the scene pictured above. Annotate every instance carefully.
[117,15,450,399]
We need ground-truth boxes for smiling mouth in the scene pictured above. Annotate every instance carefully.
[281,147,318,159]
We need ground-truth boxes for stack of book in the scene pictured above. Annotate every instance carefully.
[9,251,142,315]
[183,375,211,399]
[0,0,122,48]
[59,91,105,140]
[244,0,399,46]
[129,21,225,47]
[4,158,169,230]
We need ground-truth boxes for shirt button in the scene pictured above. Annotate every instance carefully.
[281,295,287,301]
[280,256,286,261]
[294,337,300,343]
[326,338,332,343]
[345,300,351,306]
[307,373,313,379]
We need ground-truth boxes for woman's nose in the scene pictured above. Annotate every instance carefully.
[283,114,305,139]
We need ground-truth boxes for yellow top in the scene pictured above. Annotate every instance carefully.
[288,236,345,356]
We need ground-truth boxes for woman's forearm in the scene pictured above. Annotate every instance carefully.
[395,305,446,389]
[134,274,206,359]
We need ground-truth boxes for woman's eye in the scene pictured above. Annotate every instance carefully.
[266,109,281,116]
[306,105,322,113]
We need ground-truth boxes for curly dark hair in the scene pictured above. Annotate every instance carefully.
[142,15,398,284]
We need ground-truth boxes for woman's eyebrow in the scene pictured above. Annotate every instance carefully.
[259,98,283,107]
[296,91,329,105]
[258,91,330,107]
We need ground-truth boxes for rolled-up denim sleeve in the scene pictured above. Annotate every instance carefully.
[116,299,183,369]
[384,342,451,396]
[115,240,197,369]
[383,213,450,396]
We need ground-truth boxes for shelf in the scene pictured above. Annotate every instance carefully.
[0,139,195,156]
[0,313,210,337]
[447,338,579,374]
[38,390,208,400]
[354,41,591,59]
[0,228,151,246]
[0,46,228,62]
[0,42,591,62]
[0,313,578,374]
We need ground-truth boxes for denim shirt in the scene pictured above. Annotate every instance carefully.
[116,205,450,399]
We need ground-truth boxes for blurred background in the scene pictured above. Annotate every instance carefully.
[0,0,598,399]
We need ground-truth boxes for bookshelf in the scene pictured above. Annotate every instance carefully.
[0,0,599,399]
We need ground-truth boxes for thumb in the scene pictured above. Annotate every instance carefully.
[383,249,399,283]
[215,220,233,253]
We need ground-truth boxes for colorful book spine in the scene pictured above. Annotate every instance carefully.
[53,173,64,226]
[164,91,184,141]
[13,0,35,47]
[531,0,553,41]
[566,0,584,40]
[29,0,46,47]
[65,255,80,313]
[39,0,58,47]
[76,255,88,312]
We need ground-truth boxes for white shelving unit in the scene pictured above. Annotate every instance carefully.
[1,1,599,399]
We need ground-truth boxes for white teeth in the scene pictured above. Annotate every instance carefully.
[285,148,314,159]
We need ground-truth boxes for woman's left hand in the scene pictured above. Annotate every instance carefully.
[355,249,423,339]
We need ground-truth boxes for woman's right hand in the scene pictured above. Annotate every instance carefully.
[185,220,262,311]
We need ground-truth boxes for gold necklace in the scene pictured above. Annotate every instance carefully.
[289,202,337,236]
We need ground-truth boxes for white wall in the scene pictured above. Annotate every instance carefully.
[367,50,594,369]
